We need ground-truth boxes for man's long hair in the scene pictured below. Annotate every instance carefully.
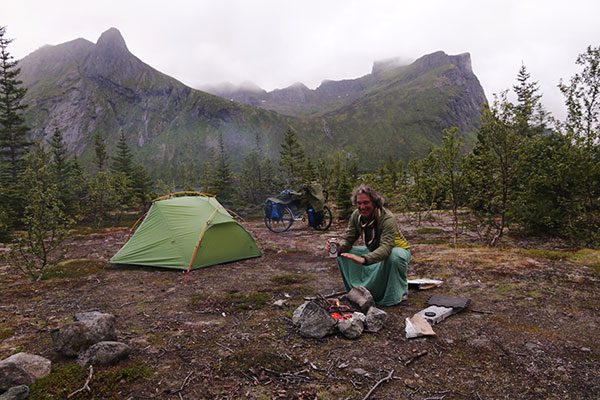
[351,184,385,209]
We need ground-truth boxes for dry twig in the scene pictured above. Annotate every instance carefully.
[67,365,93,398]
[362,369,394,400]
[404,350,428,366]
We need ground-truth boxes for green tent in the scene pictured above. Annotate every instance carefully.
[110,195,261,270]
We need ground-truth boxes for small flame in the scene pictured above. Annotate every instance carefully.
[335,299,340,307]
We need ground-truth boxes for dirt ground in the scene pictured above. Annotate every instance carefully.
[1,212,599,399]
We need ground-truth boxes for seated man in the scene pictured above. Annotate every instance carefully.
[333,184,410,306]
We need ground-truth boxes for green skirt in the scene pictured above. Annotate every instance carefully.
[337,246,410,306]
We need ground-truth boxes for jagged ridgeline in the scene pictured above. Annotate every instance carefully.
[18,28,487,177]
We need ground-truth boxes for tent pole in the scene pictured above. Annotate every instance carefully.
[182,208,219,283]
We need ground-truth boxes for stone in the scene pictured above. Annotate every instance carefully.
[343,287,374,313]
[405,314,436,339]
[297,301,336,339]
[365,307,388,332]
[292,302,309,326]
[273,299,286,307]
[0,385,30,400]
[77,341,131,366]
[51,312,117,357]
[337,312,366,339]
[2,353,51,380]
[0,363,32,393]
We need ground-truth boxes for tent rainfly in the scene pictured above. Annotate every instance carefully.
[110,195,261,270]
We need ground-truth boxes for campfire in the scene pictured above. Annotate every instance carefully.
[292,287,388,339]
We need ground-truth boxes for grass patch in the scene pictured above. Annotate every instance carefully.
[522,249,568,261]
[522,248,600,273]
[495,282,517,295]
[270,273,315,285]
[41,259,107,281]
[29,361,152,400]
[224,291,270,311]
[0,327,15,341]
[221,349,297,375]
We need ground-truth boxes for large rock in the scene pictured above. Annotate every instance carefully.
[0,363,32,393]
[365,307,388,332]
[296,301,336,339]
[78,341,131,367]
[292,302,309,326]
[0,385,29,400]
[51,311,117,356]
[1,353,51,380]
[343,287,374,313]
[337,312,366,339]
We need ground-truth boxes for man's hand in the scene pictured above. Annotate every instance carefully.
[340,253,365,265]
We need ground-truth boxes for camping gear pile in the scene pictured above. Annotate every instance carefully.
[264,183,332,232]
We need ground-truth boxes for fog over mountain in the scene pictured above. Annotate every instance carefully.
[6,0,600,121]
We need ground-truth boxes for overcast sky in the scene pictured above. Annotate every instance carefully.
[5,0,600,119]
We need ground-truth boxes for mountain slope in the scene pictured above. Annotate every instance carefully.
[206,51,487,167]
[18,28,297,177]
[19,28,487,175]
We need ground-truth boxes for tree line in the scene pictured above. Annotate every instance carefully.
[1,24,598,280]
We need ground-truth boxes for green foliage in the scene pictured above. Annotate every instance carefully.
[93,132,108,172]
[435,127,464,244]
[406,152,442,225]
[12,145,74,281]
[82,171,128,227]
[224,290,270,311]
[29,362,152,400]
[270,273,315,285]
[559,45,600,143]
[335,172,353,220]
[0,26,31,233]
[199,134,235,205]
[279,127,306,187]
[236,150,280,205]
[462,94,524,245]
[41,259,107,280]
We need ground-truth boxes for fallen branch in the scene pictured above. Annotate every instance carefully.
[362,369,394,400]
[177,371,194,393]
[404,350,428,366]
[470,308,494,315]
[215,341,233,353]
[68,365,93,398]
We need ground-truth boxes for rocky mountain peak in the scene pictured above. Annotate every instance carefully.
[96,27,129,53]
[412,51,473,74]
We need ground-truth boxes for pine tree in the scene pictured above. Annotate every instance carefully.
[336,172,353,220]
[279,127,306,187]
[48,127,67,175]
[47,127,79,219]
[0,26,31,230]
[112,131,134,177]
[211,134,234,204]
[130,164,154,211]
[513,64,545,136]
[93,133,108,172]
[0,26,30,183]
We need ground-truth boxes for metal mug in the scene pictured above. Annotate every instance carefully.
[327,238,338,258]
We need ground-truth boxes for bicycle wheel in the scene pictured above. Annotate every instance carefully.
[313,206,333,231]
[264,206,294,233]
